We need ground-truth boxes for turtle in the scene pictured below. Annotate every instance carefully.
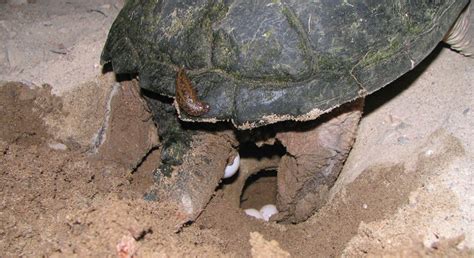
[101,0,473,225]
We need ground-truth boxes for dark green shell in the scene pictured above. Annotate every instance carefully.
[101,0,469,129]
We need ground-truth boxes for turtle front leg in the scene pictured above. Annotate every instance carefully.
[274,100,364,223]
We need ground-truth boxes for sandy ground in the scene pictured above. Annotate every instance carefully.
[0,0,473,257]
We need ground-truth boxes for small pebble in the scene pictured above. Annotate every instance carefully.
[397,136,409,145]
[425,149,434,157]
[48,142,67,151]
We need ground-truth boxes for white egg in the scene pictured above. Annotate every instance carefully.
[244,208,264,220]
[259,204,278,221]
[223,154,240,179]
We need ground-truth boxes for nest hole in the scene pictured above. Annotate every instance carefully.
[234,141,285,211]
[240,170,278,210]
[221,139,285,216]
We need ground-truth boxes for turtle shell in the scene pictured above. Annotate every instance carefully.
[101,0,469,129]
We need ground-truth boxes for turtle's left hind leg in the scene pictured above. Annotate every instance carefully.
[142,91,193,178]
[142,91,237,227]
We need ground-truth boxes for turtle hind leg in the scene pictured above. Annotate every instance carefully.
[274,99,364,223]
[141,90,193,177]
[444,3,474,57]
[142,90,238,226]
